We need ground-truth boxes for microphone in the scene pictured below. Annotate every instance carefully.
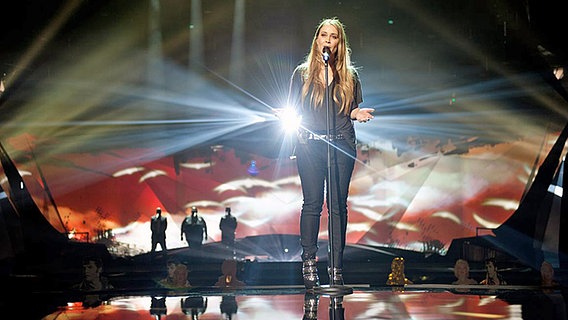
[322,46,331,63]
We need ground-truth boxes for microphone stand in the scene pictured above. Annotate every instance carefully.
[314,51,353,296]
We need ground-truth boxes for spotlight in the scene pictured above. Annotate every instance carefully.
[275,107,301,134]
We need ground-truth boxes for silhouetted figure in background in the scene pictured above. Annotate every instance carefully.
[219,207,237,255]
[386,257,413,286]
[480,258,507,285]
[181,206,208,248]
[151,207,167,254]
[452,259,477,285]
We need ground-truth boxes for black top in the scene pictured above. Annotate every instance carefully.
[289,66,363,135]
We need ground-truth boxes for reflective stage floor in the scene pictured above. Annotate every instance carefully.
[2,239,567,319]
[17,284,568,319]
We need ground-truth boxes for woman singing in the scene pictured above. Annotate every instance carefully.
[288,17,374,289]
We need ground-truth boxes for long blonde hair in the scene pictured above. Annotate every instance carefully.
[300,17,357,115]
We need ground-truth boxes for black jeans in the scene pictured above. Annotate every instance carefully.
[296,137,356,268]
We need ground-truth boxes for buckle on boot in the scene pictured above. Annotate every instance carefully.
[328,267,344,285]
[302,259,320,289]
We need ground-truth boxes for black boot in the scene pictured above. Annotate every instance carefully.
[328,267,344,286]
[302,258,320,289]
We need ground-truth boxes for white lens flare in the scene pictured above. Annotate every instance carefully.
[275,107,301,134]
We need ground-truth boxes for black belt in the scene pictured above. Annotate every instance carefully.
[305,133,345,141]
